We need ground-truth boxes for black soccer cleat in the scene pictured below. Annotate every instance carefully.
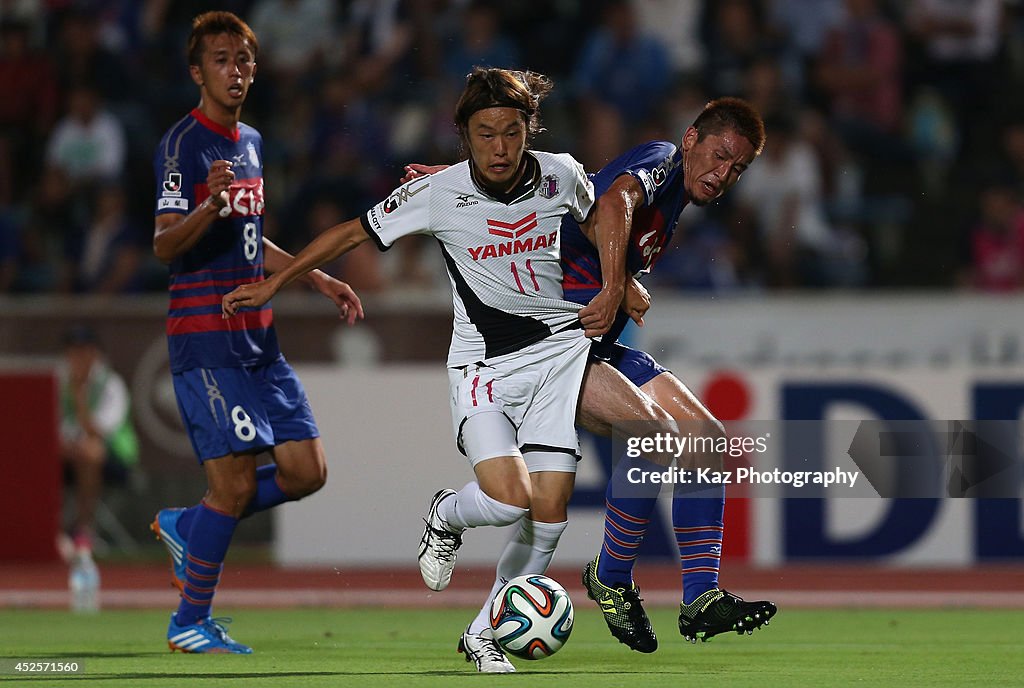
[678,589,777,643]
[581,555,658,653]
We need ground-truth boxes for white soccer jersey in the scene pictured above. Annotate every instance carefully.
[360,152,595,366]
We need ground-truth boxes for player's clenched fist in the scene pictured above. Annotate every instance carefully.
[207,160,234,211]
[621,276,649,327]
[222,279,277,318]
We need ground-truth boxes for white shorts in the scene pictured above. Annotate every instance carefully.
[448,328,591,473]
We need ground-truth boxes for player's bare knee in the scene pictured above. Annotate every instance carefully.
[629,403,679,466]
[310,462,327,493]
[649,401,679,436]
[529,497,568,523]
[208,478,257,516]
[278,464,326,498]
[680,415,726,473]
[483,481,531,511]
[503,485,533,511]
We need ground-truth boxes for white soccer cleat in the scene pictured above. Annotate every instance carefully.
[458,628,516,673]
[417,488,463,591]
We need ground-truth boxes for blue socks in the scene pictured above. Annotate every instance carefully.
[597,452,727,603]
[172,466,294,626]
[175,503,238,625]
[241,464,292,518]
[596,455,662,586]
[673,482,725,604]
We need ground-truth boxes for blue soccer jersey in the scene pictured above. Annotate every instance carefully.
[561,141,689,343]
[154,108,279,373]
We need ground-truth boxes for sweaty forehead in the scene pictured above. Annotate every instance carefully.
[701,129,756,163]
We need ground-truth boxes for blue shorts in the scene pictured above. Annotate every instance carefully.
[588,341,668,388]
[172,356,319,462]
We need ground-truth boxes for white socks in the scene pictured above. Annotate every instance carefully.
[438,481,528,531]
[468,519,568,634]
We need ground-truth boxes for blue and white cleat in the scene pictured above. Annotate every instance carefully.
[167,614,253,654]
[150,508,187,593]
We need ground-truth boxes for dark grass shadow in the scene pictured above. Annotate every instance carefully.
[1,668,700,681]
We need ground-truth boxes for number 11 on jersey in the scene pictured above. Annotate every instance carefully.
[510,260,539,294]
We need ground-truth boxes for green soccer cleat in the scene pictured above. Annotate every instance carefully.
[581,555,657,653]
[678,589,777,643]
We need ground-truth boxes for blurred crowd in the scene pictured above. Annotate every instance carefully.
[4,0,1024,296]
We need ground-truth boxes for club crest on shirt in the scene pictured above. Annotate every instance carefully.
[247,141,260,168]
[539,174,559,199]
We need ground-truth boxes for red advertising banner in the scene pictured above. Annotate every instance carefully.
[0,372,59,561]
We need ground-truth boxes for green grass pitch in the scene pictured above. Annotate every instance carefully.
[0,607,1021,687]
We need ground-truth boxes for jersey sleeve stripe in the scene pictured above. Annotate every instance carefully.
[167,308,273,336]
[162,116,198,169]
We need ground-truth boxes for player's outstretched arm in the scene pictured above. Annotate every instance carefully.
[153,160,234,264]
[578,174,643,337]
[262,238,364,325]
[222,218,369,317]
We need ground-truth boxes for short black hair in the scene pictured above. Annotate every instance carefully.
[692,97,766,156]
[188,11,259,66]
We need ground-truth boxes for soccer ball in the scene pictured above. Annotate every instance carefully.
[489,574,574,659]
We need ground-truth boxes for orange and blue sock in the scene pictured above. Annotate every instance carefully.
[673,482,725,604]
[597,455,661,586]
[175,502,237,626]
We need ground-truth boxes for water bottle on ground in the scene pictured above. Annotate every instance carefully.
[69,551,100,613]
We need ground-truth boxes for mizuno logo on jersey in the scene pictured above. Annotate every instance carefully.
[455,194,479,208]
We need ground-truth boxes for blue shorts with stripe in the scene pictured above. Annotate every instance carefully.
[588,340,668,388]
[172,355,319,462]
